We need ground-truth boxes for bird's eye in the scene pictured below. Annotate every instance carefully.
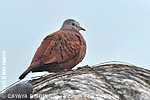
[72,23,75,26]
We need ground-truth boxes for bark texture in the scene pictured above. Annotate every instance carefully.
[28,61,150,100]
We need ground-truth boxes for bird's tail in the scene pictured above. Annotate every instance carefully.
[19,67,32,79]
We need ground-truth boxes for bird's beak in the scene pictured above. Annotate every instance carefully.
[79,26,86,31]
[76,25,86,31]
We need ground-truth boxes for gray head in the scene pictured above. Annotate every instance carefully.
[61,19,86,31]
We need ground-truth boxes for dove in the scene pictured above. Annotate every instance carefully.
[19,19,86,79]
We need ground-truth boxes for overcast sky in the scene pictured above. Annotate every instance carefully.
[1,0,150,90]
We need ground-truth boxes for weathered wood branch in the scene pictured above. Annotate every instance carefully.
[29,61,150,100]
[1,61,150,100]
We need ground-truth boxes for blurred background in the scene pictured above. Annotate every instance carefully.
[0,0,150,90]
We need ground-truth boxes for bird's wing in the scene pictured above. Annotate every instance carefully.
[30,32,56,65]
[42,30,81,64]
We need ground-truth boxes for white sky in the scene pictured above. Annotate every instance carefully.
[0,0,150,90]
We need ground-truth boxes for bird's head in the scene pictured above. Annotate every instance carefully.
[61,19,86,31]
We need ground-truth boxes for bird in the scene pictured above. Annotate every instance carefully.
[19,19,86,79]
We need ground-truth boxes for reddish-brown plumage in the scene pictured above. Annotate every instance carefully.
[19,29,86,79]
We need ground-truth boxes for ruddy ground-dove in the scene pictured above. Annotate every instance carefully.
[19,19,86,79]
